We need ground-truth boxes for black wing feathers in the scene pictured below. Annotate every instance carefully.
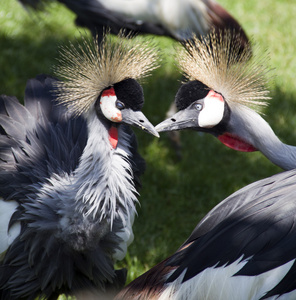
[165,169,296,298]
[0,74,87,201]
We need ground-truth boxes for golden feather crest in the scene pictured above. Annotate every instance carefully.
[177,30,271,112]
[53,32,160,116]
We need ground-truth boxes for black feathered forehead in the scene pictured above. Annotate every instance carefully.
[114,78,144,111]
[175,80,209,111]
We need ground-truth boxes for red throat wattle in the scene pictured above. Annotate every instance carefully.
[218,133,257,152]
[109,126,118,149]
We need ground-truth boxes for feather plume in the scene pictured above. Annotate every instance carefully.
[53,32,160,116]
[177,30,271,112]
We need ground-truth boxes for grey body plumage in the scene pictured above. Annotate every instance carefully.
[0,75,137,298]
[0,33,159,299]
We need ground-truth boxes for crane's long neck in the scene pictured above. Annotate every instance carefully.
[229,105,296,171]
[73,111,138,225]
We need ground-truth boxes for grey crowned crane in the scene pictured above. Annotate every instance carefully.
[0,34,159,300]
[156,31,296,171]
[115,33,296,300]
[18,0,249,47]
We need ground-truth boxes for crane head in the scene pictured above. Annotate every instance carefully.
[156,79,256,152]
[156,30,272,152]
[53,32,160,139]
[96,78,159,137]
[156,80,228,134]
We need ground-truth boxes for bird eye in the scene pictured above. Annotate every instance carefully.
[115,100,125,110]
[195,103,203,111]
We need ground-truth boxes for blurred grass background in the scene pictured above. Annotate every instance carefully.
[1,0,296,297]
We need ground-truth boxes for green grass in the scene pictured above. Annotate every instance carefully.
[1,0,296,298]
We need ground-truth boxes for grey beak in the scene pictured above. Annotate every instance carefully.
[122,109,159,137]
[156,109,199,132]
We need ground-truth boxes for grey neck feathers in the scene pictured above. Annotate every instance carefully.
[230,105,296,171]
[72,110,138,226]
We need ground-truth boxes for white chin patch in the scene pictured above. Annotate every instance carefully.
[198,90,225,128]
[100,88,122,122]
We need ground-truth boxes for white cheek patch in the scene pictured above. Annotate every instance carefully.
[100,88,122,122]
[198,90,225,128]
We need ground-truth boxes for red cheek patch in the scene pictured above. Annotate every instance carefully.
[109,126,118,149]
[207,90,224,102]
[102,87,116,97]
[218,133,257,152]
